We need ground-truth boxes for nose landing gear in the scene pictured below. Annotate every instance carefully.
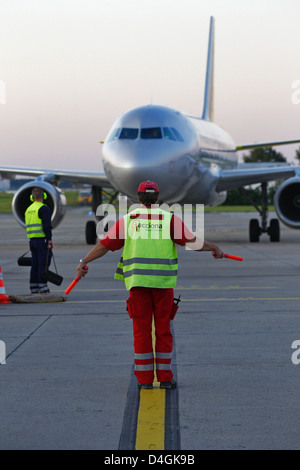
[85,187,119,244]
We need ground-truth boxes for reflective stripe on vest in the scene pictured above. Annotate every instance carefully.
[25,201,46,238]
[114,207,178,290]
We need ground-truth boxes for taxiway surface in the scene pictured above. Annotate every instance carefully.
[1,208,300,450]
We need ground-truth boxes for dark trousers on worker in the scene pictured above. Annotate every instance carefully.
[127,287,174,385]
[29,238,52,293]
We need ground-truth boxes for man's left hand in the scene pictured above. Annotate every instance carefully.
[211,248,224,259]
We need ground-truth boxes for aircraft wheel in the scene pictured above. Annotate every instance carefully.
[268,218,280,242]
[85,220,97,244]
[249,219,260,242]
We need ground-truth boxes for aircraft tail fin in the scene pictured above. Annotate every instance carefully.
[201,16,215,122]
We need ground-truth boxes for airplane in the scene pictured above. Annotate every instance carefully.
[1,16,300,244]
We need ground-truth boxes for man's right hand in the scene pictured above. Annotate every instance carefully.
[77,263,88,277]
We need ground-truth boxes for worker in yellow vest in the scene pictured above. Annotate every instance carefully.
[24,187,53,294]
[76,181,224,390]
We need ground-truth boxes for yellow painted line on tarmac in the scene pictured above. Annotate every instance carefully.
[151,320,159,388]
[184,297,300,302]
[60,285,278,293]
[66,300,125,303]
[135,317,166,450]
[65,296,300,304]
[135,389,165,450]
[178,286,278,290]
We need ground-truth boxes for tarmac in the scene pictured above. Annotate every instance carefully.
[1,207,300,450]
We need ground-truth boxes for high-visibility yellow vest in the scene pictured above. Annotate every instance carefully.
[25,201,46,238]
[114,207,178,290]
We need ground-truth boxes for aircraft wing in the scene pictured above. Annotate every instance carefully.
[236,139,300,151]
[216,165,298,192]
[216,138,300,191]
[0,165,113,188]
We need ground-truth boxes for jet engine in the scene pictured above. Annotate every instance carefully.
[274,177,300,229]
[12,181,67,229]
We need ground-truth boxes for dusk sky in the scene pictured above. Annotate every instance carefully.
[1,0,300,171]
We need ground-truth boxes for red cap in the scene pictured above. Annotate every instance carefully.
[138,180,159,193]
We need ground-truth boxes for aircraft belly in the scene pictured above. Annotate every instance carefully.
[176,163,223,205]
[103,153,197,203]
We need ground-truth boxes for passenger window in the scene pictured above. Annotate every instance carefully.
[119,128,139,140]
[163,127,176,141]
[141,128,162,139]
[107,127,121,142]
[171,128,184,142]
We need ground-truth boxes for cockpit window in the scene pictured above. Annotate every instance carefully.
[107,126,184,142]
[141,127,162,139]
[107,127,121,142]
[163,127,176,141]
[170,127,184,142]
[119,128,139,140]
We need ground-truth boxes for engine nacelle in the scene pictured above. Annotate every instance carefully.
[274,177,300,229]
[12,181,67,229]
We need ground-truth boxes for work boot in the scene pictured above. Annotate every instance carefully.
[138,383,153,390]
[160,379,177,389]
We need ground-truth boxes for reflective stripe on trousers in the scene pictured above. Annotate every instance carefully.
[134,352,154,372]
[134,352,172,372]
[155,351,172,371]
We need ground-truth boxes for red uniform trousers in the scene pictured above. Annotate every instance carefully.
[127,286,174,384]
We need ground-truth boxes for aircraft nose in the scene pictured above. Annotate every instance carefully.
[102,140,195,202]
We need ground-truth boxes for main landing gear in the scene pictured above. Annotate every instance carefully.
[239,182,280,242]
[85,220,97,245]
[85,187,119,244]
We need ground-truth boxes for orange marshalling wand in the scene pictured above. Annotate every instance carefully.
[224,253,243,261]
[65,266,88,295]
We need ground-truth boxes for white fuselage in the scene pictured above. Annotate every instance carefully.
[102,105,237,205]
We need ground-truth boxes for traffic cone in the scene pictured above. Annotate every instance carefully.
[0,267,10,304]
